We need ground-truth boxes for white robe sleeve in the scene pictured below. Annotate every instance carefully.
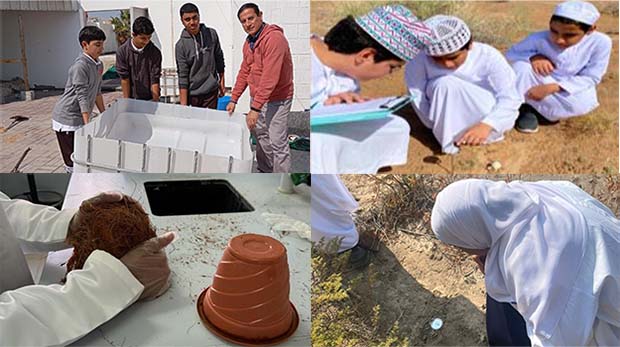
[405,57,431,125]
[0,192,77,253]
[481,50,522,132]
[0,250,144,347]
[311,46,360,108]
[505,32,541,63]
[557,35,612,95]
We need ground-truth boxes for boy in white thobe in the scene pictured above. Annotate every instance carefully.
[310,5,433,174]
[506,1,612,133]
[405,15,522,154]
[311,174,371,270]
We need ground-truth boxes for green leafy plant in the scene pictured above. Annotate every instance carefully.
[111,10,130,46]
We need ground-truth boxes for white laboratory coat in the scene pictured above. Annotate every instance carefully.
[405,42,522,154]
[0,192,144,346]
[506,30,612,121]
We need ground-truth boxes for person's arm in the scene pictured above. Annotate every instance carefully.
[555,35,612,95]
[249,33,289,111]
[479,50,523,134]
[230,43,251,106]
[73,63,92,124]
[0,192,75,253]
[219,72,226,97]
[95,94,105,113]
[120,78,131,98]
[151,48,162,101]
[505,32,541,64]
[404,56,432,128]
[180,88,189,106]
[175,42,191,106]
[116,48,131,98]
[151,83,160,101]
[0,250,143,347]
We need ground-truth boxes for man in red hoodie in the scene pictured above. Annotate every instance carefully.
[227,3,294,173]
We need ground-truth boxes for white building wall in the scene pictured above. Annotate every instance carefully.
[0,10,83,88]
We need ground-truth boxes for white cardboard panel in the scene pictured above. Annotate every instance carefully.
[200,154,229,173]
[122,143,144,172]
[146,146,169,173]
[91,138,118,168]
[172,149,196,173]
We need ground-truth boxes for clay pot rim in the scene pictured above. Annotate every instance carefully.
[197,287,299,347]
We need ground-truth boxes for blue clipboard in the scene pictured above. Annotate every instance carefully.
[310,96,411,128]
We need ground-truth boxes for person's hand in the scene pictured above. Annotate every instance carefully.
[530,54,555,76]
[120,232,176,301]
[226,102,236,116]
[455,122,493,147]
[67,192,124,241]
[473,254,486,274]
[324,92,369,106]
[526,84,560,101]
[246,109,260,130]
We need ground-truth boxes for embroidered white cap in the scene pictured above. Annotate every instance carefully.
[554,1,600,26]
[424,15,472,57]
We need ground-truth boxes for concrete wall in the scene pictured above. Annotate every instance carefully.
[0,10,83,88]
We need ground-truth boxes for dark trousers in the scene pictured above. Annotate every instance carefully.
[486,295,531,346]
[55,130,75,167]
[190,89,218,109]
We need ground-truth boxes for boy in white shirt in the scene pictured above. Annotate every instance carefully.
[506,0,612,133]
[405,15,522,154]
[311,5,432,174]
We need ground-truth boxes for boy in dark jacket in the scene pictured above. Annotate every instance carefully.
[175,3,225,109]
[116,16,162,101]
[52,26,106,173]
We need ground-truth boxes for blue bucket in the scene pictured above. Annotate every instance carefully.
[217,96,231,110]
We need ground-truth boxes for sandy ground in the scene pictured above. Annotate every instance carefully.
[335,174,619,345]
[311,1,619,174]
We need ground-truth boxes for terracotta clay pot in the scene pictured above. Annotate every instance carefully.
[197,233,299,346]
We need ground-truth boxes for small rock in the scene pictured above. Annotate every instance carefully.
[487,160,502,172]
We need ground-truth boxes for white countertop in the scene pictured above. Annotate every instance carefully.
[40,173,311,347]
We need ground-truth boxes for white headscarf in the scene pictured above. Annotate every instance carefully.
[431,179,592,340]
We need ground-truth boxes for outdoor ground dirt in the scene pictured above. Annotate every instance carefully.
[334,174,619,345]
[311,1,619,174]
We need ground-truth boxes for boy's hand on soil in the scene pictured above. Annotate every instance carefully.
[473,254,486,274]
[530,54,555,76]
[324,92,368,106]
[527,84,560,101]
[121,231,176,301]
[455,123,492,147]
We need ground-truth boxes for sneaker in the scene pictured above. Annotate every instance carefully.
[515,105,539,133]
[343,245,371,273]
